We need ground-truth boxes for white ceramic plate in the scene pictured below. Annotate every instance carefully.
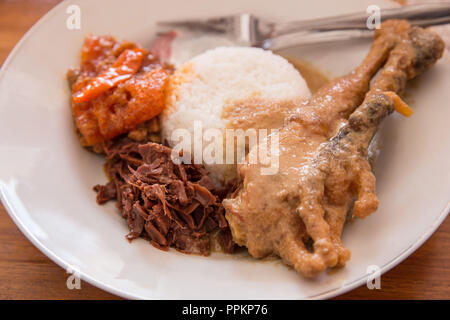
[1,0,449,299]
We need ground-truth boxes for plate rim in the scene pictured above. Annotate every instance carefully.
[0,0,449,300]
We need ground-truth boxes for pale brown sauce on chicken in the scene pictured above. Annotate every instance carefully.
[222,59,330,133]
[222,20,445,277]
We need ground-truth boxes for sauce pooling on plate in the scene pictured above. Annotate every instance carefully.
[285,57,331,94]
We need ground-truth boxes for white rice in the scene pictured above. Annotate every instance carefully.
[161,46,310,186]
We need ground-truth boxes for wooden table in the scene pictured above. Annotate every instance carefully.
[0,0,449,300]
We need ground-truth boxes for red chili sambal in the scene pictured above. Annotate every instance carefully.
[68,35,171,146]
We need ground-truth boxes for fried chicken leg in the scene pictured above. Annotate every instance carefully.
[223,21,444,277]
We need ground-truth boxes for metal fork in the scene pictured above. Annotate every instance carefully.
[158,2,450,50]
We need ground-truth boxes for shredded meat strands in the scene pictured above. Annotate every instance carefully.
[93,137,235,255]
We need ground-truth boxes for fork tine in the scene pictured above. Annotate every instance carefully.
[157,15,233,25]
[157,20,210,27]
[157,16,234,32]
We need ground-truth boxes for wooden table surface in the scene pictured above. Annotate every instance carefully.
[0,0,449,300]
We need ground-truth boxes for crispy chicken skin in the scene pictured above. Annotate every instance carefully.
[223,21,444,277]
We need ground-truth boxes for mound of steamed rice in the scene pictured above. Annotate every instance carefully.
[161,46,310,187]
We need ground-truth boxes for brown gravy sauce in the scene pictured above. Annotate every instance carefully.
[222,58,330,132]
[284,56,331,94]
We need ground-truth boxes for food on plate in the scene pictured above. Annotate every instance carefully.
[68,19,444,277]
[68,35,172,148]
[94,140,234,255]
[223,20,445,277]
[68,36,233,255]
[161,47,311,186]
